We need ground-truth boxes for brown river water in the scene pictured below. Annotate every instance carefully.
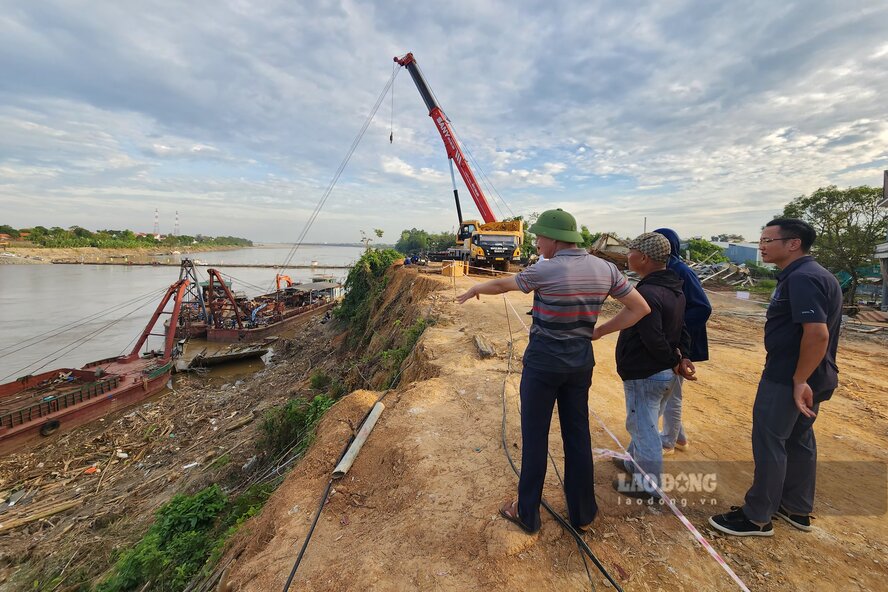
[0,245,363,381]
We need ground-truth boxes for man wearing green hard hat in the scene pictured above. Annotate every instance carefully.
[457,208,650,534]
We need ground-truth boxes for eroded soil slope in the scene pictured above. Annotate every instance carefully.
[225,270,888,591]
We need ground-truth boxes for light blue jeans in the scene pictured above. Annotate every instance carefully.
[660,376,686,448]
[621,370,680,493]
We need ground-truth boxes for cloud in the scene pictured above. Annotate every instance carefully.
[1,0,887,243]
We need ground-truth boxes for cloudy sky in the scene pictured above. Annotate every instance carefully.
[2,1,886,244]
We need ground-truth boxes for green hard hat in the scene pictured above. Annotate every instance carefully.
[529,208,583,243]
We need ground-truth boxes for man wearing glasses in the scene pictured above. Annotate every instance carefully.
[710,218,842,537]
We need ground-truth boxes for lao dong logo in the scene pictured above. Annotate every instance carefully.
[661,472,717,494]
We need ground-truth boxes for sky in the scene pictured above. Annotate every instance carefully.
[1,1,887,244]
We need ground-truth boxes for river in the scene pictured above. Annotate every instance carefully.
[0,244,365,381]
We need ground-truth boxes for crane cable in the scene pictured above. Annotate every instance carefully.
[0,289,164,382]
[0,286,168,359]
[271,67,402,292]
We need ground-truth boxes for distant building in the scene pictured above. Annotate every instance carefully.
[710,241,763,265]
[875,170,888,311]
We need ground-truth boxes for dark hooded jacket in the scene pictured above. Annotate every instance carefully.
[654,228,712,361]
[616,269,691,380]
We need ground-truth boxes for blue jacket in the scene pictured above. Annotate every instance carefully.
[653,228,712,361]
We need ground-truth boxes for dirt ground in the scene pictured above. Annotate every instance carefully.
[2,266,885,591]
[225,269,888,592]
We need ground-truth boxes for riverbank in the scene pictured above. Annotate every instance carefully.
[0,245,243,265]
[2,265,886,591]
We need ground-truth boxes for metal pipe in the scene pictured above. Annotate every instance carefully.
[332,402,384,479]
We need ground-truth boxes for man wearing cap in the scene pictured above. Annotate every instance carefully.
[603,232,691,500]
[457,208,650,534]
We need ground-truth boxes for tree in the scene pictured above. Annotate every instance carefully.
[710,233,745,243]
[579,225,601,249]
[394,228,431,254]
[686,238,728,263]
[374,229,384,238]
[782,185,888,304]
[507,213,539,259]
[0,224,19,238]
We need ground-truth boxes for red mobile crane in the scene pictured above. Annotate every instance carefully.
[394,52,523,270]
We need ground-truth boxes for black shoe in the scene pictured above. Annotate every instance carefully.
[774,506,813,532]
[709,506,774,537]
[612,476,658,501]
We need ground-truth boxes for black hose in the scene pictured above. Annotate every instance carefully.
[500,298,623,591]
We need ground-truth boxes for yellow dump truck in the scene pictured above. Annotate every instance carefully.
[459,219,524,272]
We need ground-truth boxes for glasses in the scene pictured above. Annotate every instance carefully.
[758,236,798,245]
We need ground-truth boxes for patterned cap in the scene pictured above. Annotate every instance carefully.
[628,232,671,263]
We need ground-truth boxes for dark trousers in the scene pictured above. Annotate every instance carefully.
[517,365,597,531]
[742,377,830,523]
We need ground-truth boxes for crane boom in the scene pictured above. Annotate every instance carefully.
[394,52,497,224]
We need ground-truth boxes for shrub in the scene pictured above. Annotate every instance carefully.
[96,481,280,592]
[258,395,334,456]
[335,248,402,341]
[309,370,332,391]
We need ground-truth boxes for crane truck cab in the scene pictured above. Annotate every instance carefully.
[465,219,523,272]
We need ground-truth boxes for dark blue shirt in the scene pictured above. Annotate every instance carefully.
[762,256,842,400]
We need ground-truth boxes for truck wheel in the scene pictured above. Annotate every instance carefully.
[40,420,61,437]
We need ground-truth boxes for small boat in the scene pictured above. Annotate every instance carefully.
[187,338,277,369]
[0,279,190,455]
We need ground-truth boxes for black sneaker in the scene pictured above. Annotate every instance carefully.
[774,506,813,532]
[709,507,774,537]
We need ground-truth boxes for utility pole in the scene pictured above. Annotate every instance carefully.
[153,209,160,236]
[174,211,180,237]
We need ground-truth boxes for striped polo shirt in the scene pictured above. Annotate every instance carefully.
[515,248,632,370]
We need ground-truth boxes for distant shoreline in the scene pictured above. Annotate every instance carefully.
[0,245,240,266]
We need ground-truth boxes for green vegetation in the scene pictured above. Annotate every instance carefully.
[0,224,20,238]
[309,370,332,391]
[749,278,777,295]
[782,184,887,304]
[0,224,252,248]
[381,319,428,387]
[258,394,334,457]
[710,233,746,242]
[95,481,276,592]
[744,260,777,279]
[687,238,728,263]
[335,248,403,338]
[394,228,455,254]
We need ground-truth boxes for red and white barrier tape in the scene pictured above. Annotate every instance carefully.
[498,293,751,592]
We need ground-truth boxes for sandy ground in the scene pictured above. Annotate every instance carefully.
[0,245,237,265]
[225,269,888,592]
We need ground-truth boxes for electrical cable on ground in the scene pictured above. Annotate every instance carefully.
[494,276,751,591]
[496,291,622,590]
[281,387,395,592]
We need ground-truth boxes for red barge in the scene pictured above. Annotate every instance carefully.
[175,269,340,343]
[0,279,190,455]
